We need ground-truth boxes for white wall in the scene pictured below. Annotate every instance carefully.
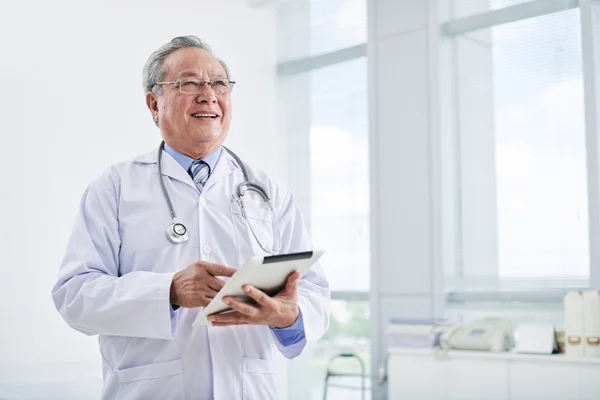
[0,1,278,397]
[368,0,446,398]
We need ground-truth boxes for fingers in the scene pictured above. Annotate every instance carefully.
[208,310,250,324]
[204,287,219,299]
[242,285,273,307]
[223,296,259,316]
[202,295,214,307]
[210,313,248,326]
[206,276,226,292]
[205,262,237,277]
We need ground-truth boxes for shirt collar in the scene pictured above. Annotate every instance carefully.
[163,142,222,174]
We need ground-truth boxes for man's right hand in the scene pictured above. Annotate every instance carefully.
[170,261,237,308]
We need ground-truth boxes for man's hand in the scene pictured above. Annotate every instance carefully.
[170,261,237,308]
[208,271,301,328]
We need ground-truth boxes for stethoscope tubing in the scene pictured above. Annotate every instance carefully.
[157,141,281,253]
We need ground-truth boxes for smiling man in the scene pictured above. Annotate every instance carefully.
[52,36,330,400]
[146,48,231,159]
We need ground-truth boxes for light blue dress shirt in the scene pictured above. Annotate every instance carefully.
[163,143,305,346]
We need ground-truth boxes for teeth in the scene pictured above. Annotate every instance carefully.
[192,113,217,118]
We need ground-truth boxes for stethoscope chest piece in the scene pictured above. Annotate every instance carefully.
[166,221,188,244]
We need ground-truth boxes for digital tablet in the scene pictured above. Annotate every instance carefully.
[192,250,324,327]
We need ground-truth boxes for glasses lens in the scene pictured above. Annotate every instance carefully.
[179,80,231,95]
[212,80,231,95]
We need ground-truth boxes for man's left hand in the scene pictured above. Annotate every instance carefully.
[208,271,300,328]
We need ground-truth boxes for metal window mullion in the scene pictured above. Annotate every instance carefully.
[330,291,370,301]
[277,44,367,75]
[581,0,600,290]
[450,36,465,281]
[366,0,382,396]
[445,289,585,303]
[442,0,579,36]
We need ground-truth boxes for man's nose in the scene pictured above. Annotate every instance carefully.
[195,83,217,103]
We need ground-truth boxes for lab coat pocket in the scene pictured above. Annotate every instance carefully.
[116,358,184,400]
[242,357,277,400]
[230,200,275,260]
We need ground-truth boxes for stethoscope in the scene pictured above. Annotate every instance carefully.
[157,141,282,254]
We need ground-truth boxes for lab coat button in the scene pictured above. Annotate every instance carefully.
[203,245,211,254]
[199,197,206,206]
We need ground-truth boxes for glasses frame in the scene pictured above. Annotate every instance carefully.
[153,79,236,94]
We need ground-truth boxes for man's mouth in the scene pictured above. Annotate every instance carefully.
[191,113,218,119]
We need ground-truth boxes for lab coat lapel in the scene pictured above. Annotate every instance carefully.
[160,150,197,189]
[202,150,238,192]
[134,148,196,190]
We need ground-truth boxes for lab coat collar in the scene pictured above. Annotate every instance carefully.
[202,148,242,192]
[133,146,241,192]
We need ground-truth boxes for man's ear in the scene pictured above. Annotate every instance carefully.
[146,91,159,122]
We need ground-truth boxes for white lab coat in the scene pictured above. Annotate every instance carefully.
[52,147,330,400]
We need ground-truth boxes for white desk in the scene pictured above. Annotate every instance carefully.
[388,348,600,400]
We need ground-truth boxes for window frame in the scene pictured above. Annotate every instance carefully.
[275,2,371,398]
[442,0,600,303]
[276,37,369,299]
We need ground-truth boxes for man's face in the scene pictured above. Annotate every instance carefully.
[147,47,232,154]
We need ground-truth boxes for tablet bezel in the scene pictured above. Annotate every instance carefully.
[192,250,324,327]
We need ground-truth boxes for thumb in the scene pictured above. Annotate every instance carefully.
[279,271,300,296]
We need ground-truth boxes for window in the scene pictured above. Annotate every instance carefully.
[276,0,369,398]
[310,57,370,292]
[445,2,590,296]
[491,9,587,280]
[451,0,537,19]
[277,0,367,62]
[306,56,370,399]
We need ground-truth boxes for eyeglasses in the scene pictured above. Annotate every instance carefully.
[154,78,236,95]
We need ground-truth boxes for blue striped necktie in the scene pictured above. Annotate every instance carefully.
[190,160,210,191]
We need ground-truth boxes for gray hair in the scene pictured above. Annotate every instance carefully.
[142,35,231,95]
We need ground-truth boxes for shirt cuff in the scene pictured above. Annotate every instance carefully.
[170,304,179,336]
[270,309,305,347]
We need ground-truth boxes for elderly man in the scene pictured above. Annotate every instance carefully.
[52,35,330,400]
